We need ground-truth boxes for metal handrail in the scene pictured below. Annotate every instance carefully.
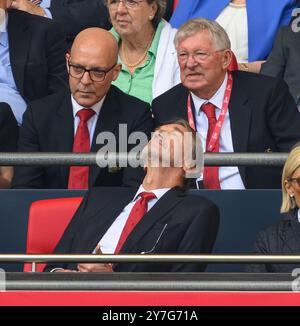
[2,254,300,264]
[0,152,288,166]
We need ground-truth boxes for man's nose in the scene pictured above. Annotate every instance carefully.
[80,71,93,84]
[186,54,198,68]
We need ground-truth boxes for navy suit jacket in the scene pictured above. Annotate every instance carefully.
[152,71,300,189]
[0,103,19,152]
[12,86,153,189]
[7,9,68,103]
[44,187,220,273]
[49,0,111,45]
[247,210,300,273]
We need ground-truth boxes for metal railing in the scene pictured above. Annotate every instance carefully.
[0,152,288,166]
[1,254,300,272]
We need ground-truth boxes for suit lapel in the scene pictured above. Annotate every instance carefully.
[54,93,74,185]
[8,10,31,100]
[119,187,186,254]
[81,189,137,252]
[228,72,251,183]
[89,88,119,186]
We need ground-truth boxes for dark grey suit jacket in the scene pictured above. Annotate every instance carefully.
[7,9,68,103]
[49,0,111,45]
[12,86,153,189]
[152,71,300,189]
[260,25,300,104]
[44,187,220,273]
[247,210,300,273]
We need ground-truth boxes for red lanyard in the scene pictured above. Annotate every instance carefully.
[187,72,233,151]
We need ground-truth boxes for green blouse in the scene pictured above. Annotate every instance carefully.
[110,20,165,104]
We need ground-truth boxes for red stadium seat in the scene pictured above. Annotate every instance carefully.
[228,51,238,71]
[23,197,83,272]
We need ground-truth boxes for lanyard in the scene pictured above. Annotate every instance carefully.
[187,72,233,151]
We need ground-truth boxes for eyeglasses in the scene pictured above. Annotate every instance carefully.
[107,0,144,10]
[288,177,300,187]
[68,62,117,82]
[177,49,226,64]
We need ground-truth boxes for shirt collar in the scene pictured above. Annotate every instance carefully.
[191,72,228,115]
[0,10,8,47]
[132,184,171,202]
[71,95,106,118]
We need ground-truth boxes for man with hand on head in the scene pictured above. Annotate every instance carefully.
[12,28,153,189]
[44,119,219,273]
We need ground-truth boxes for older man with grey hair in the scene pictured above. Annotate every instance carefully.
[152,18,300,190]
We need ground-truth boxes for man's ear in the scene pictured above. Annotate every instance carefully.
[223,49,232,69]
[183,163,202,179]
[112,63,122,81]
[65,52,71,71]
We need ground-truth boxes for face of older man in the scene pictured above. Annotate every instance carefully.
[177,30,231,99]
[107,0,157,37]
[67,29,121,108]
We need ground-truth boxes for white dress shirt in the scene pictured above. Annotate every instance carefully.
[216,2,248,63]
[71,95,105,146]
[191,73,245,190]
[97,185,171,254]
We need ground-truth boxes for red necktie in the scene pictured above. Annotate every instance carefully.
[68,108,95,189]
[115,192,157,254]
[201,103,221,189]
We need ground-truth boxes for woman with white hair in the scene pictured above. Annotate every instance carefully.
[105,0,180,104]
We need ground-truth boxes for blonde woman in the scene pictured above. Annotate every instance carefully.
[249,144,300,273]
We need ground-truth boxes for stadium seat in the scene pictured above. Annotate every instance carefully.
[23,197,83,272]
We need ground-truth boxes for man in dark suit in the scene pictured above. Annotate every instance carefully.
[45,120,219,273]
[12,28,153,189]
[0,1,68,124]
[152,18,300,189]
[260,25,300,107]
[10,0,111,45]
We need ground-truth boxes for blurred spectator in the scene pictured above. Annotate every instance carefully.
[12,28,153,189]
[105,0,180,104]
[0,102,19,188]
[261,25,300,110]
[0,0,68,124]
[170,0,297,73]
[152,18,300,189]
[10,0,112,46]
[248,144,300,273]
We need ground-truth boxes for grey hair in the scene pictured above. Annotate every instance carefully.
[105,0,166,29]
[174,18,231,51]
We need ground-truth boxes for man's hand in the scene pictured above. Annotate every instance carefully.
[77,246,113,273]
[53,269,77,273]
[10,0,46,16]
